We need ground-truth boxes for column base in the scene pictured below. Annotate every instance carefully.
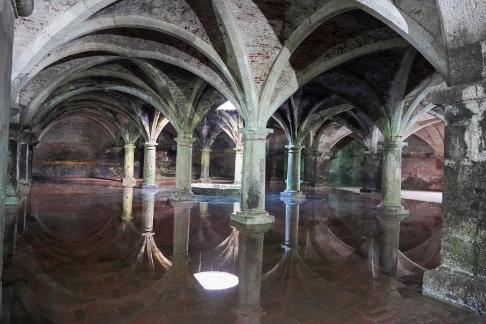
[280,190,306,199]
[141,183,159,190]
[423,266,486,314]
[169,191,195,202]
[360,188,375,193]
[231,210,275,225]
[122,177,137,187]
[280,195,306,205]
[5,183,20,206]
[198,177,212,183]
[376,204,409,219]
[141,187,159,195]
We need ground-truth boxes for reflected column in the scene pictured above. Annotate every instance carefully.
[136,189,171,273]
[232,222,271,324]
[377,212,404,276]
[281,196,305,250]
[122,187,134,221]
[171,201,194,270]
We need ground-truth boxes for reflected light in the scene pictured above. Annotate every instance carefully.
[194,271,239,290]
[216,101,237,111]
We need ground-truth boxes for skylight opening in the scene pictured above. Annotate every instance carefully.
[194,271,239,290]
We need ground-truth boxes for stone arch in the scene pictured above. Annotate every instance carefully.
[262,0,447,115]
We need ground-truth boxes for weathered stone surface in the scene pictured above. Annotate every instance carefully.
[423,81,486,313]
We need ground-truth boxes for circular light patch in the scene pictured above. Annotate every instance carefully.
[193,271,239,290]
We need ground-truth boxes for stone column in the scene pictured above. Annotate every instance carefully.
[423,82,486,314]
[17,140,32,194]
[376,137,407,277]
[360,151,381,193]
[232,128,274,225]
[232,222,271,324]
[170,135,195,201]
[143,142,158,189]
[5,138,20,206]
[380,137,405,210]
[0,4,15,319]
[199,146,212,183]
[281,145,305,198]
[122,186,134,221]
[234,145,244,185]
[122,143,137,187]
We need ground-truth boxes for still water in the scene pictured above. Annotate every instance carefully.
[1,183,481,323]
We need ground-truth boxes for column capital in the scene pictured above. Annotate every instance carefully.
[124,143,136,150]
[240,127,273,140]
[170,200,195,209]
[231,222,272,235]
[144,141,158,147]
[201,146,212,152]
[175,136,195,146]
[432,80,486,105]
[383,136,404,148]
[234,144,244,152]
[285,144,304,151]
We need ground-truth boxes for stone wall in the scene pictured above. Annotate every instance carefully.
[327,135,444,190]
[32,116,124,179]
[402,135,443,191]
[329,137,365,186]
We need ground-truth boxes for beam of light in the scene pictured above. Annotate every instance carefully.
[216,101,237,111]
[193,271,239,290]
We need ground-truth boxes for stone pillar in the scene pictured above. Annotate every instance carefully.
[377,213,405,276]
[143,142,158,189]
[171,135,195,201]
[122,186,134,221]
[361,151,381,193]
[17,139,32,194]
[122,143,137,187]
[281,145,305,198]
[377,137,407,277]
[234,145,244,185]
[232,222,271,324]
[5,138,19,206]
[232,128,274,225]
[423,82,486,314]
[199,146,211,183]
[0,4,15,319]
[380,137,405,210]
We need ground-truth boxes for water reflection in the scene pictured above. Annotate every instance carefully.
[127,190,171,274]
[0,184,479,323]
[232,222,271,324]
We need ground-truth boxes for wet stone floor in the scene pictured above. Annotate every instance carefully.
[2,183,484,323]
